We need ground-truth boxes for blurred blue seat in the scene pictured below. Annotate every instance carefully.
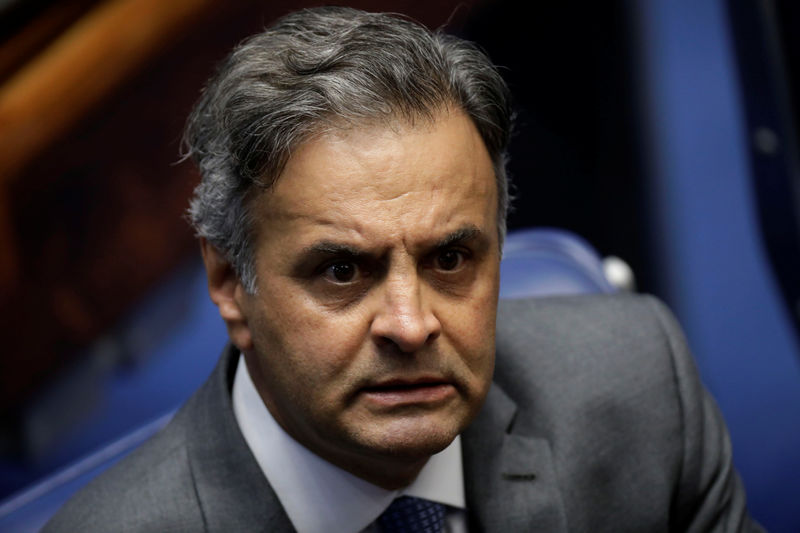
[0,414,174,533]
[500,227,615,297]
[0,227,614,532]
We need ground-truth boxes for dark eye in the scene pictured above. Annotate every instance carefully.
[323,261,358,283]
[435,249,464,271]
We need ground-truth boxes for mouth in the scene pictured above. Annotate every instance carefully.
[360,378,456,406]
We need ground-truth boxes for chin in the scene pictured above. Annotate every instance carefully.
[359,414,464,460]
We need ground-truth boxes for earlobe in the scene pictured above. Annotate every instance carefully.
[199,238,254,350]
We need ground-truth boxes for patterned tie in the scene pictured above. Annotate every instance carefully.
[378,496,447,533]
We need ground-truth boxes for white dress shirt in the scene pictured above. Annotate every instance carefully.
[232,355,468,533]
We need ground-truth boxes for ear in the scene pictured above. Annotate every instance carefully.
[200,238,253,351]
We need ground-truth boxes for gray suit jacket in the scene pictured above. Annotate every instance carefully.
[44,294,763,532]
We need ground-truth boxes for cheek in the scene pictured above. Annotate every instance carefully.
[441,281,498,373]
[252,289,373,381]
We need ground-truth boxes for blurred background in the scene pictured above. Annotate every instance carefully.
[0,0,798,531]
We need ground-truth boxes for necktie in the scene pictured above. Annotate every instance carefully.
[378,496,447,533]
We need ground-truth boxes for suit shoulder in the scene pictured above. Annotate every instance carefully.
[493,293,689,432]
[496,293,681,368]
[496,292,671,333]
[43,416,206,532]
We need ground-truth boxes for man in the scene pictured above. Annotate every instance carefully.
[45,6,762,532]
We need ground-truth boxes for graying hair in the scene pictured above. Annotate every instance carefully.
[184,6,513,293]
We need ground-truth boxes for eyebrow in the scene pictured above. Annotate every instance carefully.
[302,241,365,258]
[298,224,486,263]
[434,225,483,249]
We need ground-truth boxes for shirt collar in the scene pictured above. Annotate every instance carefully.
[232,354,465,533]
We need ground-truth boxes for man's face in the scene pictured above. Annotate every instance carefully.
[226,109,499,486]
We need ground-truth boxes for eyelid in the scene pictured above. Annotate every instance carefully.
[317,257,377,285]
[429,246,472,270]
[438,244,472,256]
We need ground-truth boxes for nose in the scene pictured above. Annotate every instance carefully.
[370,272,442,353]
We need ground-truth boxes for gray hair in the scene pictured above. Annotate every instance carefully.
[184,6,513,293]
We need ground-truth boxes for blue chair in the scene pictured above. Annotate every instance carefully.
[0,228,615,532]
[500,227,615,298]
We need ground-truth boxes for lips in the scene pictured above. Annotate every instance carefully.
[360,377,456,406]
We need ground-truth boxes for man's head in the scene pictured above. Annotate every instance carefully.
[185,7,513,489]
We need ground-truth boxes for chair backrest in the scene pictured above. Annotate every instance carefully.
[500,227,615,298]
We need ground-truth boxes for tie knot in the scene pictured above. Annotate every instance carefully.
[378,496,446,533]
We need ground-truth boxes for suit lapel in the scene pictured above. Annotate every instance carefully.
[183,346,295,533]
[462,383,567,533]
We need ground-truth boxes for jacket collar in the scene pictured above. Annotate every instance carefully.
[462,383,567,532]
[183,345,295,533]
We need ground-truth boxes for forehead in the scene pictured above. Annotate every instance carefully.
[250,110,497,250]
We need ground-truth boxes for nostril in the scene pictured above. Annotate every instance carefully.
[375,321,440,354]
[375,335,412,355]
